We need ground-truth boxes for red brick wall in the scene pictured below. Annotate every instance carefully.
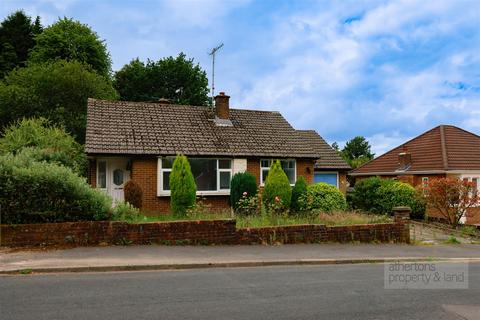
[0,220,410,248]
[237,222,409,244]
[0,220,237,247]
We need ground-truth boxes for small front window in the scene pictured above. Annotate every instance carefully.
[260,159,296,185]
[97,161,107,188]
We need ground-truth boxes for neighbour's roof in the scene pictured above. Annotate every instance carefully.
[85,99,322,158]
[296,130,350,170]
[351,125,480,175]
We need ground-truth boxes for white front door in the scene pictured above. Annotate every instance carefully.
[97,158,130,205]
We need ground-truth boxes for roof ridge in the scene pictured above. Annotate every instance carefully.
[439,125,449,170]
[88,98,282,114]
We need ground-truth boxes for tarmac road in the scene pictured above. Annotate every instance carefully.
[1,262,479,320]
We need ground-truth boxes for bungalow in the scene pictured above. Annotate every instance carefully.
[85,93,348,213]
[350,125,480,224]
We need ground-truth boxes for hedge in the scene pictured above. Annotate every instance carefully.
[350,177,425,219]
[0,152,111,224]
[298,183,347,212]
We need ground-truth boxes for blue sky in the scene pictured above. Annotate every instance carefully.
[1,0,479,155]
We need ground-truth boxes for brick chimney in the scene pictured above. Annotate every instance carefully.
[398,146,412,170]
[215,92,230,119]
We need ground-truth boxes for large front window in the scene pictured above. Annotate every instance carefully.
[159,157,232,193]
[260,159,296,185]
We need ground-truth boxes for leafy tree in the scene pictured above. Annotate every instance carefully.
[28,17,111,77]
[422,177,479,227]
[341,136,374,165]
[230,172,258,209]
[331,142,339,151]
[170,154,196,215]
[0,118,87,175]
[263,160,292,210]
[0,10,42,78]
[114,53,210,105]
[0,60,118,143]
[290,176,307,212]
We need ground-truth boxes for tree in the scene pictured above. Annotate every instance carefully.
[331,142,339,151]
[422,177,479,227]
[114,53,210,105]
[0,10,42,78]
[28,17,111,77]
[169,154,196,215]
[263,160,292,210]
[0,118,87,175]
[0,60,118,143]
[342,136,374,162]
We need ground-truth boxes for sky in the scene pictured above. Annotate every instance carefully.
[1,0,480,156]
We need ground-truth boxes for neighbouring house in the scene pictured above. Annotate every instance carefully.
[85,93,348,213]
[350,125,480,224]
[297,130,350,193]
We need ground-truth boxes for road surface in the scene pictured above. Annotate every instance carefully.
[1,263,479,319]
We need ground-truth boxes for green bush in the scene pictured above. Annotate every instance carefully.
[0,118,87,175]
[349,177,425,219]
[349,177,384,213]
[230,172,258,209]
[0,152,111,224]
[169,154,196,215]
[112,201,140,222]
[235,194,260,216]
[298,183,347,212]
[262,160,292,210]
[124,180,143,209]
[290,176,307,212]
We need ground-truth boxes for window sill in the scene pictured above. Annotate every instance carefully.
[157,190,230,197]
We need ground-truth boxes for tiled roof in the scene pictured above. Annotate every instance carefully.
[351,125,480,175]
[85,99,322,158]
[296,130,350,170]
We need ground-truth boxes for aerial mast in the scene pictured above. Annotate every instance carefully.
[208,43,224,107]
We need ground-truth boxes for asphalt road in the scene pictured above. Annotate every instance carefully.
[1,263,479,320]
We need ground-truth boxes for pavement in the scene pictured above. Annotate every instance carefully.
[1,263,479,319]
[1,243,480,274]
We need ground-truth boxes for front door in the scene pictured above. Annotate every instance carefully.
[98,158,130,205]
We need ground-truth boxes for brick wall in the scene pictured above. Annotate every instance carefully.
[0,220,238,247]
[1,220,410,248]
[237,222,409,245]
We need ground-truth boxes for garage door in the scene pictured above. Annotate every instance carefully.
[314,173,338,187]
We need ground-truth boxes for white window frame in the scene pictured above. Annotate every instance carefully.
[314,171,339,188]
[260,159,297,186]
[157,157,233,196]
[96,160,108,190]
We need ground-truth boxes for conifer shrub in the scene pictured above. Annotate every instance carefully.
[230,172,258,209]
[124,180,143,209]
[169,154,196,215]
[262,160,292,210]
[290,176,307,213]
